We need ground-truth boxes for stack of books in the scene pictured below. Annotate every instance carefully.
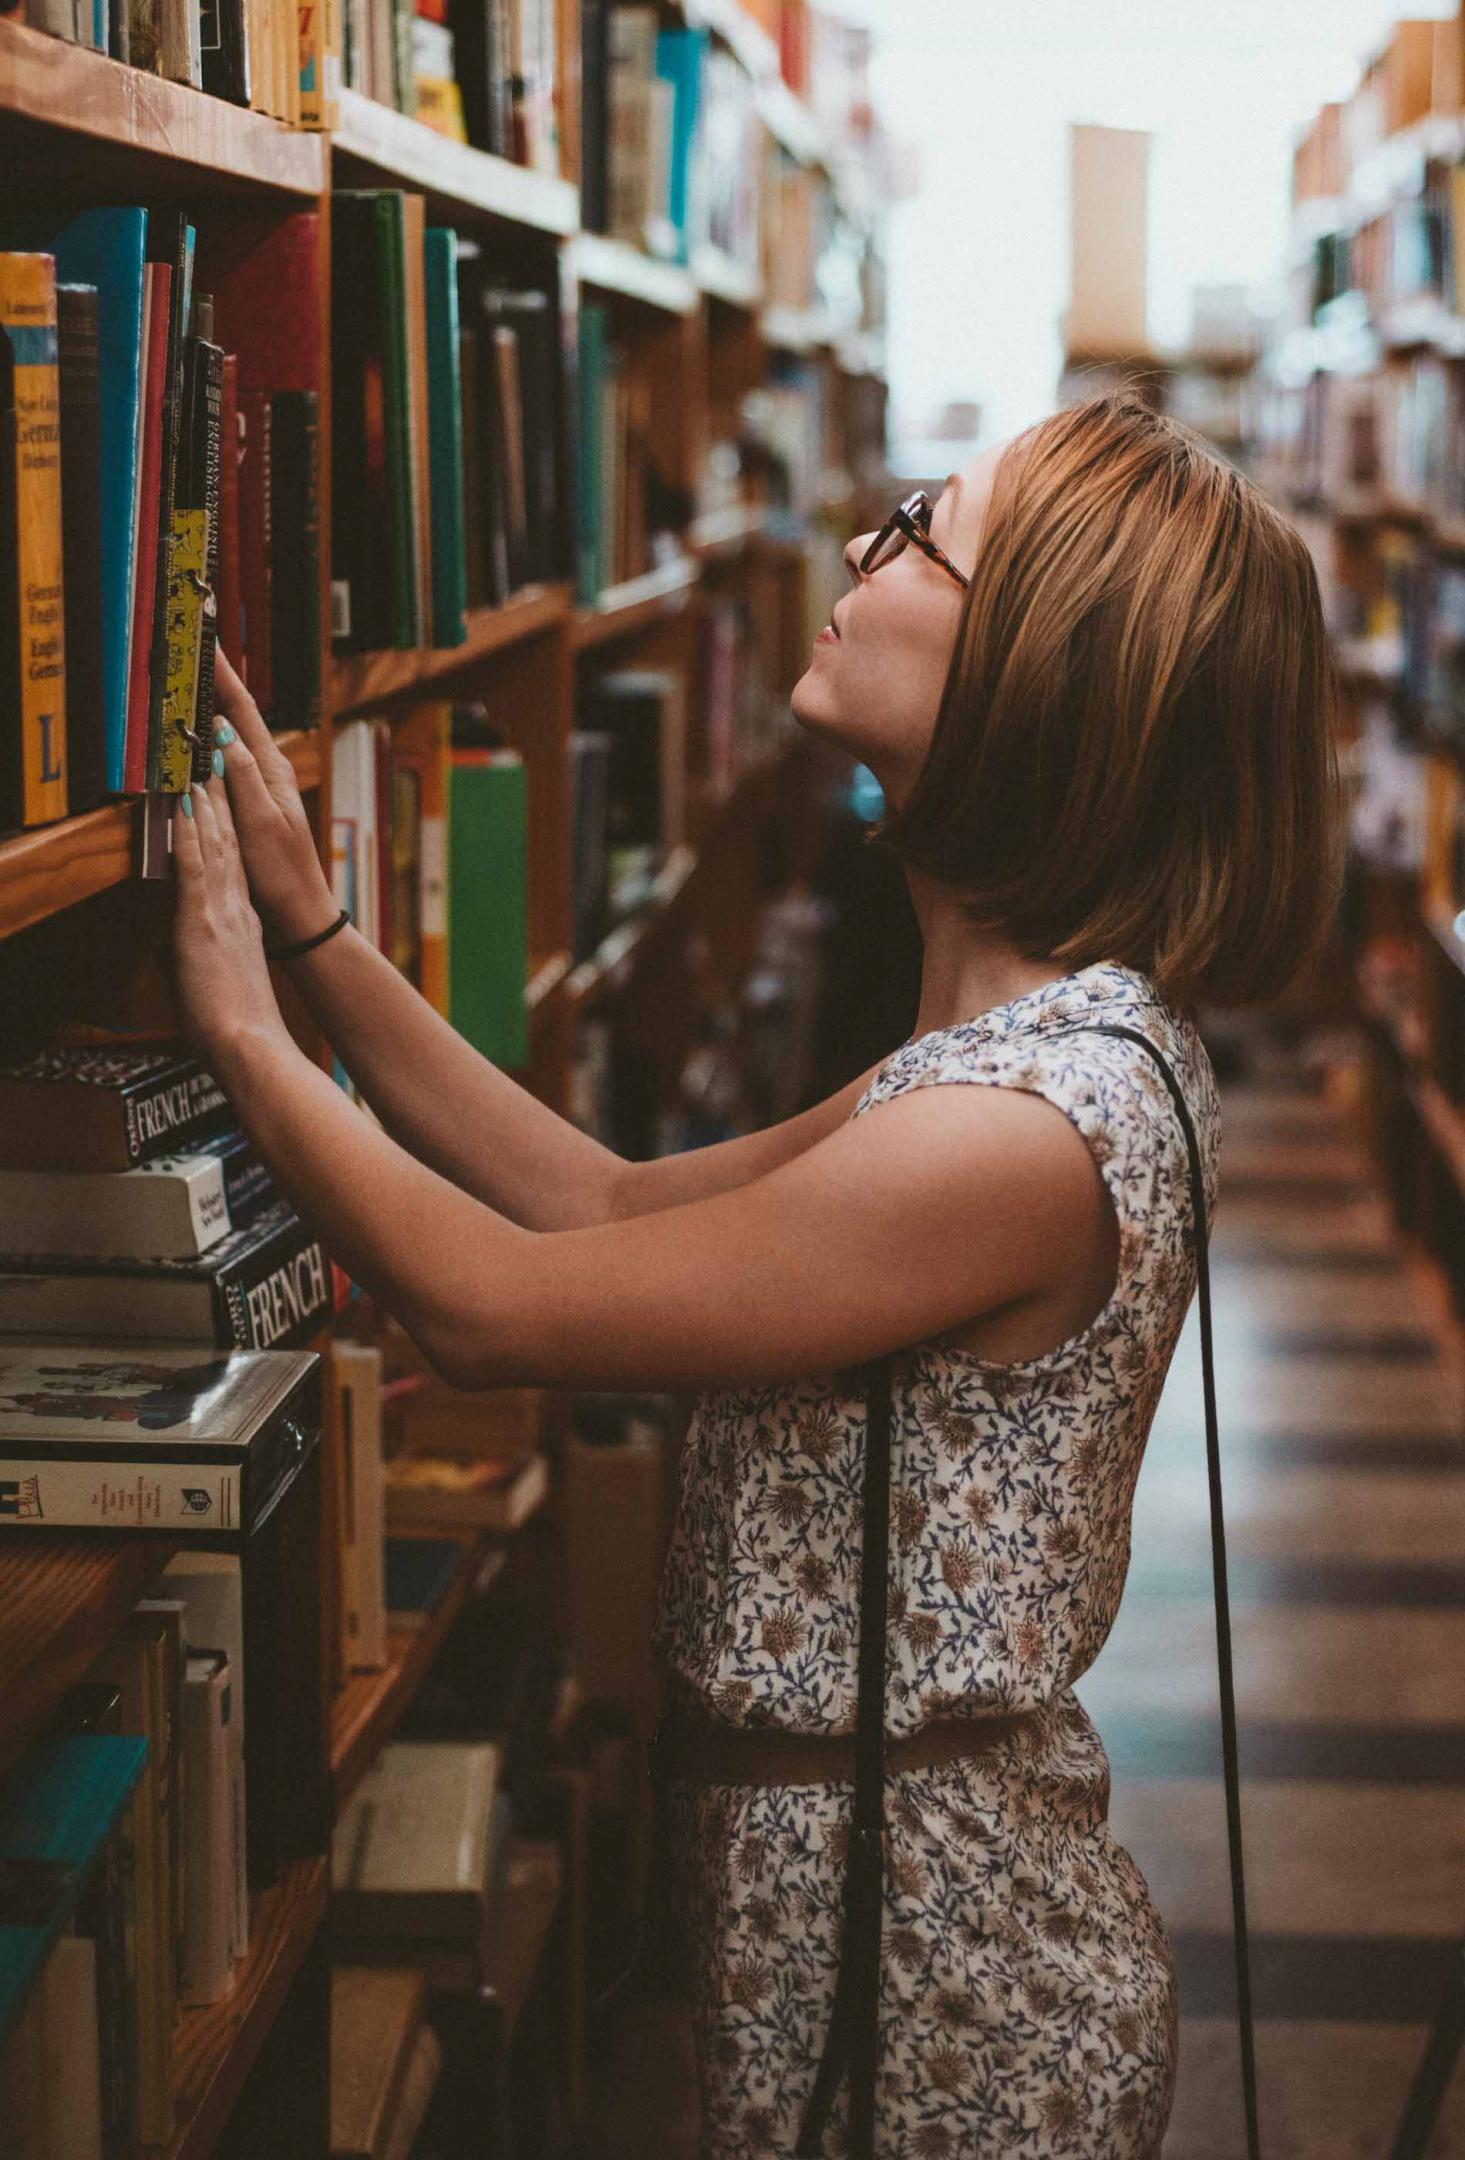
[0,1044,332,1350]
[0,210,321,833]
[0,1342,323,2151]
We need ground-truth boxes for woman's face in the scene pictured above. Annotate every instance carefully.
[790,443,1001,808]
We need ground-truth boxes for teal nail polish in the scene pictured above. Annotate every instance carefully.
[180,792,194,819]
[212,748,225,777]
[216,722,236,746]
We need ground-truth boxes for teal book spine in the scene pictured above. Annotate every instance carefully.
[5,209,149,791]
[0,1733,147,2042]
[373,192,419,649]
[448,751,528,1071]
[423,228,467,649]
[575,303,606,606]
[655,27,707,265]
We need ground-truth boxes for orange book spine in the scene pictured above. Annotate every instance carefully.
[0,251,68,828]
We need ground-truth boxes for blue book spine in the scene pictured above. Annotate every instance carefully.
[0,1734,147,2043]
[655,28,707,265]
[575,304,607,606]
[423,228,467,649]
[42,210,148,794]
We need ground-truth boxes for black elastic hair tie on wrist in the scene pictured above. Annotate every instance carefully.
[265,908,350,962]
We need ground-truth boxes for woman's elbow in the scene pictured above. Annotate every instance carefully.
[402,1297,517,1392]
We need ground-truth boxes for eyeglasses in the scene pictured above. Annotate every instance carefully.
[858,490,969,590]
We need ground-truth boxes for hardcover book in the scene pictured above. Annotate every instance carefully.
[331,1739,505,1943]
[56,284,106,815]
[0,1198,333,1352]
[0,1341,320,1538]
[0,1046,230,1172]
[269,388,321,728]
[0,1129,273,1261]
[0,252,68,831]
[384,1447,548,1532]
[448,748,528,1069]
[179,1651,235,2004]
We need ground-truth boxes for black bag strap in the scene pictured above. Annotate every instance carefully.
[797,1019,1260,2160]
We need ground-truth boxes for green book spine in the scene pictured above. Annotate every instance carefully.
[373,192,418,649]
[423,228,466,649]
[574,302,606,607]
[448,751,528,1070]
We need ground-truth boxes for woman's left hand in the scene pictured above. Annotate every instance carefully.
[171,769,291,1072]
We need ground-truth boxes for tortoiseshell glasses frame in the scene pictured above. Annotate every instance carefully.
[858,490,970,589]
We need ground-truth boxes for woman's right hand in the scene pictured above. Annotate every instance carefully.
[212,647,339,946]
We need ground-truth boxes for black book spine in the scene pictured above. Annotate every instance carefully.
[329,197,376,652]
[121,1061,231,1165]
[269,390,321,729]
[189,338,225,784]
[56,286,106,816]
[216,1206,332,1350]
[199,0,250,104]
[244,1422,324,1888]
[580,0,609,234]
[448,0,494,154]
[210,1128,277,1234]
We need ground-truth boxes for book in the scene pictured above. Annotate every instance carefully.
[87,1614,176,2148]
[0,1128,274,1262]
[383,1534,466,1627]
[160,1554,247,1954]
[215,352,242,663]
[574,301,607,602]
[384,1447,548,1531]
[331,1739,504,1944]
[390,704,450,1011]
[654,26,707,267]
[141,211,196,797]
[56,284,106,816]
[0,252,67,830]
[448,747,528,1069]
[401,195,433,649]
[330,191,392,650]
[0,1341,321,1539]
[329,1965,427,2160]
[329,1340,388,1672]
[200,0,250,100]
[269,388,321,727]
[0,1198,333,1353]
[579,0,610,233]
[383,2021,442,2159]
[132,1595,187,1983]
[332,717,389,953]
[179,1651,235,2004]
[161,0,202,82]
[0,1734,145,2043]
[568,728,612,962]
[4,208,149,791]
[14,1934,105,2160]
[237,388,273,712]
[374,193,418,647]
[187,325,225,782]
[0,1046,230,1173]
[123,260,170,794]
[590,668,687,909]
[423,227,466,648]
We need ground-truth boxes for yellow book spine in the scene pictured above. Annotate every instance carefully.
[298,0,339,128]
[158,509,207,793]
[0,252,67,827]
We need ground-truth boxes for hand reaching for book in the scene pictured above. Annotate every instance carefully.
[212,649,338,945]
[171,771,291,1068]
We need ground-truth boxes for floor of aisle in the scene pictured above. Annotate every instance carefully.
[584,1028,1465,2159]
[1082,1031,1465,2159]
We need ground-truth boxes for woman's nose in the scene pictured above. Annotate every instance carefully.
[843,534,873,585]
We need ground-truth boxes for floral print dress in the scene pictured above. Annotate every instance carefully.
[648,960,1222,2159]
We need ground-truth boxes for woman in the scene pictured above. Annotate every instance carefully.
[174,393,1339,2156]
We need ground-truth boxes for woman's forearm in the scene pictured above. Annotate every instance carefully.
[279,924,621,1229]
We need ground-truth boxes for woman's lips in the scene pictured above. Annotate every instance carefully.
[815,624,838,645]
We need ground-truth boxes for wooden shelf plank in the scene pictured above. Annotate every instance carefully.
[526,948,572,1012]
[151,1856,328,2160]
[691,243,763,310]
[0,1531,174,1781]
[0,19,324,193]
[569,234,697,315]
[570,557,700,650]
[0,731,320,941]
[329,1537,484,1814]
[564,844,698,1011]
[760,303,837,356]
[688,502,770,558]
[332,90,578,235]
[330,585,572,718]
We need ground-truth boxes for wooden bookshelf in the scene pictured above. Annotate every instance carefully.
[569,234,698,316]
[332,88,578,235]
[0,19,325,195]
[0,10,890,2151]
[152,1857,329,2160]
[0,731,320,941]
[330,585,573,718]
[0,1532,173,1780]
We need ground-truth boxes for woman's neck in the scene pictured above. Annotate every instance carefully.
[905,867,1070,1038]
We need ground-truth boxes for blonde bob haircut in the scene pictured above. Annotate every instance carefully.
[873,393,1344,1011]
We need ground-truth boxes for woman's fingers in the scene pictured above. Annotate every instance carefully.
[172,789,204,884]
[214,647,285,771]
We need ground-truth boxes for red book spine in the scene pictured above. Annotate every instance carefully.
[237,390,273,719]
[373,720,394,958]
[123,264,172,796]
[215,353,243,669]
